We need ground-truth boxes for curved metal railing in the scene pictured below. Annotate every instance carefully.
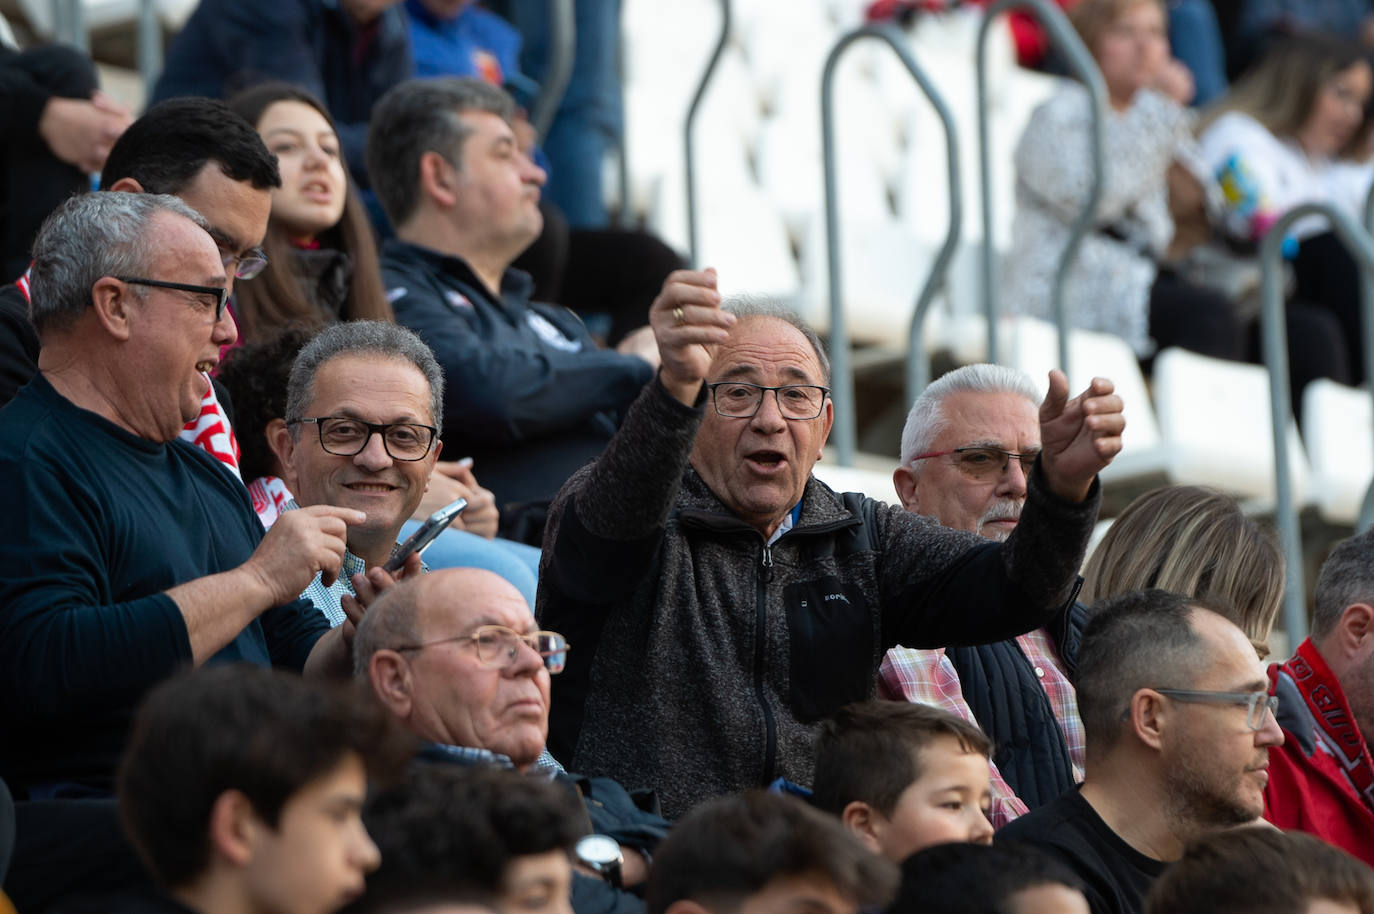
[683,0,732,267]
[821,23,963,465]
[529,0,576,141]
[976,0,1106,370]
[1259,203,1374,642]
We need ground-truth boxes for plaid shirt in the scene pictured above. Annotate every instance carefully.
[420,741,566,775]
[878,627,1085,829]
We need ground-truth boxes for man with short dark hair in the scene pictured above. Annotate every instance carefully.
[880,363,1087,825]
[998,589,1285,914]
[368,77,656,511]
[1265,527,1374,866]
[0,95,279,413]
[0,192,363,910]
[538,270,1124,818]
[645,791,898,914]
[117,664,412,914]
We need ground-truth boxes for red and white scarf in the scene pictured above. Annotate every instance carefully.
[1280,638,1374,812]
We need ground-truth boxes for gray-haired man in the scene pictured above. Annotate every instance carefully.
[881,364,1088,827]
[0,191,361,908]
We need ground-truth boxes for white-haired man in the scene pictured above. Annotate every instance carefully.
[882,364,1087,827]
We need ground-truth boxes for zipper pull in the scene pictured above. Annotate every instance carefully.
[760,542,773,582]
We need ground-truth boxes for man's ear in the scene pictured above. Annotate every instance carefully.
[1338,603,1374,658]
[266,418,297,488]
[418,151,459,209]
[1128,688,1168,752]
[892,465,920,513]
[369,650,415,719]
[91,276,136,341]
[816,398,835,460]
[206,789,259,869]
[105,177,144,194]
[840,800,885,856]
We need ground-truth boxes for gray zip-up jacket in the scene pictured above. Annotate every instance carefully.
[537,378,1097,818]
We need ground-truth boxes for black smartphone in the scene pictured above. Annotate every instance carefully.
[383,497,467,573]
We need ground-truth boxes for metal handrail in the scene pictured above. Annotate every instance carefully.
[1259,203,1374,643]
[1361,184,1374,533]
[138,0,160,96]
[821,23,963,465]
[976,0,1106,370]
[530,0,576,141]
[684,0,731,267]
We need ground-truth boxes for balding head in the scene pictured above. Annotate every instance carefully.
[357,569,553,769]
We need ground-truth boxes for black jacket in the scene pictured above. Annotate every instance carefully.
[948,600,1087,811]
[381,239,653,508]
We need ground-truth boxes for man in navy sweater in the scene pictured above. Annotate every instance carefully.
[0,192,364,909]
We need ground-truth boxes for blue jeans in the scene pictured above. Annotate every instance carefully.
[509,0,623,227]
[399,521,541,609]
[1168,0,1228,106]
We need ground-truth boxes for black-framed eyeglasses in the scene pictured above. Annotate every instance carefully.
[912,446,1039,482]
[707,382,830,420]
[1153,689,1278,732]
[115,276,230,321]
[291,416,438,461]
[394,624,570,674]
[222,247,268,280]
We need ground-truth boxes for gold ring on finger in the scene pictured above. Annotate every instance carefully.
[673,307,685,325]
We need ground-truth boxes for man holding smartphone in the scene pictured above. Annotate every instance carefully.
[268,320,447,628]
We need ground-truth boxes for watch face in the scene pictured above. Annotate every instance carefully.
[577,834,622,866]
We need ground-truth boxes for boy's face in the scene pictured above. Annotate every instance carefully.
[1003,883,1091,914]
[871,736,994,863]
[735,874,860,914]
[497,849,574,914]
[244,752,380,914]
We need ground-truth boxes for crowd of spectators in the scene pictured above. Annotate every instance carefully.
[2,1,1374,913]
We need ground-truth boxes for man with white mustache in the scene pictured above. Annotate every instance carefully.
[883,363,1088,827]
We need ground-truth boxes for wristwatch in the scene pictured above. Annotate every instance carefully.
[576,834,624,889]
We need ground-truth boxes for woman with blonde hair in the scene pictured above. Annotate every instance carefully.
[1081,485,1284,656]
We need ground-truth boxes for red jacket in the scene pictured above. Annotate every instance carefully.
[1264,641,1374,867]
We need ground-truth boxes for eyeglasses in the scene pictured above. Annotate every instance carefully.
[912,446,1038,482]
[395,624,570,673]
[1154,689,1279,732]
[114,276,231,321]
[707,382,830,420]
[222,247,268,280]
[291,416,438,461]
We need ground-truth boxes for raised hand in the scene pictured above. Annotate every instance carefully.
[1038,370,1125,503]
[647,268,736,405]
[241,505,364,604]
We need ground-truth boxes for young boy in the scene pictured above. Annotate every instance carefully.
[891,842,1089,914]
[646,791,898,914]
[811,700,995,863]
[117,665,413,914]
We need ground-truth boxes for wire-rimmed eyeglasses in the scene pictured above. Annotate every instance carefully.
[394,624,570,674]
[290,416,438,461]
[911,446,1038,482]
[707,381,830,420]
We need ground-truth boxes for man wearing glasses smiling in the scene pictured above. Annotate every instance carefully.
[0,192,368,911]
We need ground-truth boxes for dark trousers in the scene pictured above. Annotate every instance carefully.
[1293,231,1364,385]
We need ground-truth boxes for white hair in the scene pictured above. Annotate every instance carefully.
[898,364,1040,466]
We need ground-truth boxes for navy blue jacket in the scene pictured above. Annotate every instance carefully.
[381,239,653,507]
[948,598,1087,811]
[151,0,411,187]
